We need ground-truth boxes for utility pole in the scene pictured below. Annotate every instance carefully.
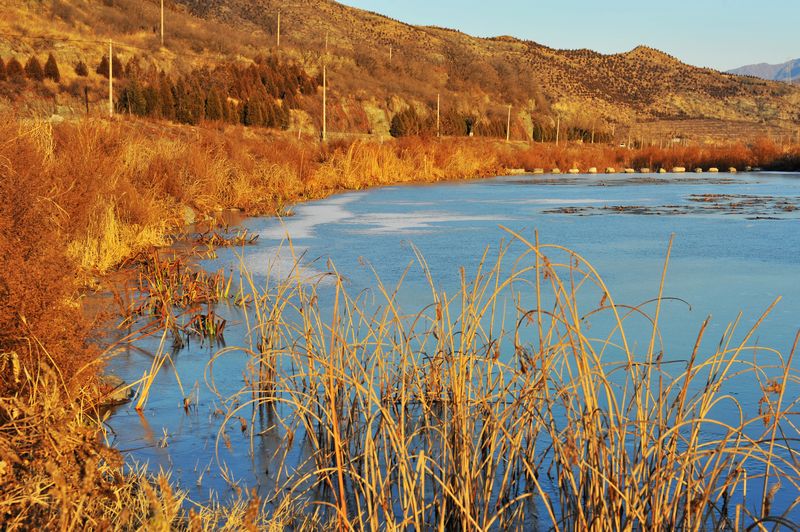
[108,40,113,118]
[160,0,164,47]
[591,121,595,144]
[389,44,393,64]
[506,104,512,143]
[436,93,441,137]
[277,10,281,48]
[555,115,560,146]
[322,63,327,142]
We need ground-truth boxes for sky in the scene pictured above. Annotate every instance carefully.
[338,0,799,71]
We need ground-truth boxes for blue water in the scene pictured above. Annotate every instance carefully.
[106,172,800,514]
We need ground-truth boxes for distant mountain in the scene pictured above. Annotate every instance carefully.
[728,59,800,82]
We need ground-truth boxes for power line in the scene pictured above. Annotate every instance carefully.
[0,31,245,61]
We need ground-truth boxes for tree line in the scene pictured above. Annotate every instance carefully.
[1,51,319,129]
[115,54,318,127]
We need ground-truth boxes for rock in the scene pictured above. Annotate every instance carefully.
[532,168,544,174]
[624,168,635,174]
[551,168,562,174]
[659,168,667,173]
[694,168,703,173]
[98,375,133,406]
[568,168,580,174]
[728,167,738,173]
[672,167,686,173]
[709,167,719,173]
[639,168,651,173]
[605,167,616,173]
[588,167,598,174]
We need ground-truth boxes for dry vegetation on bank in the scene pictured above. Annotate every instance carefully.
[1,113,800,528]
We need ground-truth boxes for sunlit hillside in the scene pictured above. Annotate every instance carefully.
[1,0,799,142]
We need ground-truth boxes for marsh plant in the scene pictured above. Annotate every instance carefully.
[202,234,800,530]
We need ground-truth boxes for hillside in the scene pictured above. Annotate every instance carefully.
[0,0,798,141]
[728,58,800,83]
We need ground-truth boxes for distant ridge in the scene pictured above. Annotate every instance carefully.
[728,58,800,82]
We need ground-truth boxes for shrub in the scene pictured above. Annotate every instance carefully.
[74,60,88,77]
[44,53,60,83]
[24,56,44,81]
[5,58,26,85]
[96,54,124,78]
[0,58,6,82]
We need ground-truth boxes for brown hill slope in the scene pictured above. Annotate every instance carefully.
[1,0,798,141]
[175,1,799,115]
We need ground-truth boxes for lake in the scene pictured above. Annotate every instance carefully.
[106,171,800,523]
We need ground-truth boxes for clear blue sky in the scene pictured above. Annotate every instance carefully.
[338,0,798,71]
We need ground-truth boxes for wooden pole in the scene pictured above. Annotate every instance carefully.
[108,40,113,118]
[389,44,393,64]
[322,63,327,142]
[160,0,164,47]
[555,115,560,146]
[591,121,595,144]
[277,10,281,48]
[506,104,512,143]
[436,93,440,137]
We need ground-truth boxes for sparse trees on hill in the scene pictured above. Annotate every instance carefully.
[44,53,60,83]
[25,56,44,81]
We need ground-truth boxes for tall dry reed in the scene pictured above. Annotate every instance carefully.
[205,234,800,530]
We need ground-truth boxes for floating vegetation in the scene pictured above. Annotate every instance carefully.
[545,193,800,219]
[187,308,227,345]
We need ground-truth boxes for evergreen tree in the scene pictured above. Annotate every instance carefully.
[262,99,276,128]
[44,53,60,83]
[74,60,89,77]
[242,100,264,127]
[173,78,195,124]
[185,77,205,123]
[6,58,25,82]
[142,85,160,117]
[24,56,44,81]
[205,88,224,121]
[276,102,291,130]
[96,55,110,77]
[225,100,239,124]
[158,75,175,120]
[112,55,124,79]
[96,55,124,78]
[119,79,147,115]
[0,58,6,82]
